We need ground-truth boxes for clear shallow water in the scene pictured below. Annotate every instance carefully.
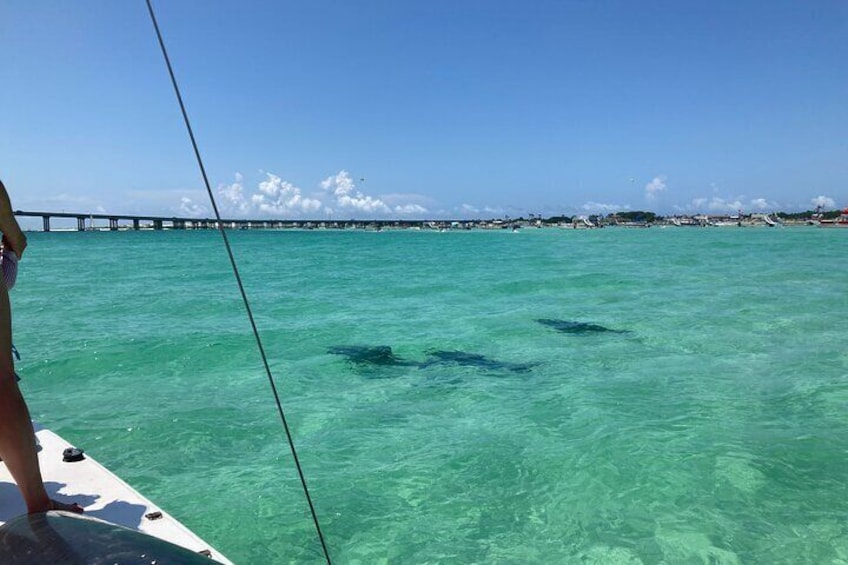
[12,227,848,564]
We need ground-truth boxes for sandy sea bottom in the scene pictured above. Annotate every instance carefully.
[12,227,848,563]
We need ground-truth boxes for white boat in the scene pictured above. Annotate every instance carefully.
[571,217,597,229]
[0,423,232,564]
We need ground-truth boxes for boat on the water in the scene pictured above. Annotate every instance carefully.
[817,208,848,227]
[0,423,232,564]
[572,217,598,229]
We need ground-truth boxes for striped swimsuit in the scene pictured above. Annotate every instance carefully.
[1,247,17,290]
[2,248,20,381]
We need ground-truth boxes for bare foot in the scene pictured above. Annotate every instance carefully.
[47,499,84,514]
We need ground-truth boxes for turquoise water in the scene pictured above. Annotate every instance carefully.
[12,227,848,564]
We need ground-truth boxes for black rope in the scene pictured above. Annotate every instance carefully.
[144,2,333,563]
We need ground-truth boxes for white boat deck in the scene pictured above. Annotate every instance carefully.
[0,423,232,564]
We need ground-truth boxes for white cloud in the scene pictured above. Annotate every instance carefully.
[394,204,428,215]
[711,198,744,212]
[320,170,391,215]
[218,173,249,214]
[582,201,629,213]
[321,170,356,197]
[252,173,323,215]
[373,192,431,216]
[179,197,208,217]
[811,195,836,209]
[645,176,667,200]
[687,196,777,213]
[689,197,744,212]
[749,198,771,210]
[206,170,435,218]
[110,188,208,217]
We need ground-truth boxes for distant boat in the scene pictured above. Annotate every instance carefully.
[572,217,597,229]
[818,208,848,227]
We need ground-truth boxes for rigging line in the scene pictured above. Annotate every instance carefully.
[144,2,333,563]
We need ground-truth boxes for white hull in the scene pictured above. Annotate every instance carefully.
[0,423,231,564]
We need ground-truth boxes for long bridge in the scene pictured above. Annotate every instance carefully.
[13,210,476,232]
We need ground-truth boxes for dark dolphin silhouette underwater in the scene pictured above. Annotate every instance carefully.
[325,345,418,367]
[536,319,630,335]
[327,346,536,373]
[419,350,537,373]
[328,320,628,375]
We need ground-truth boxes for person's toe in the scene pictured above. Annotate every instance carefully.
[49,499,84,514]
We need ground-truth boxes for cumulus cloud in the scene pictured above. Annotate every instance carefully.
[218,173,250,214]
[320,171,391,214]
[252,173,323,215]
[381,192,433,212]
[179,197,208,217]
[749,198,772,210]
[811,195,836,209]
[704,197,743,212]
[645,176,667,200]
[206,170,433,218]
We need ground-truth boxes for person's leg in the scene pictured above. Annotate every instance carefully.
[0,283,81,514]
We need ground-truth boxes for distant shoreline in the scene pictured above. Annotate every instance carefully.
[16,208,845,232]
[21,219,839,233]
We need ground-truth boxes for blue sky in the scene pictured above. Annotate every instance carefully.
[2,1,846,221]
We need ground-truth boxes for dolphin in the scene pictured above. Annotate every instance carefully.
[421,350,537,373]
[326,345,417,367]
[536,319,629,335]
